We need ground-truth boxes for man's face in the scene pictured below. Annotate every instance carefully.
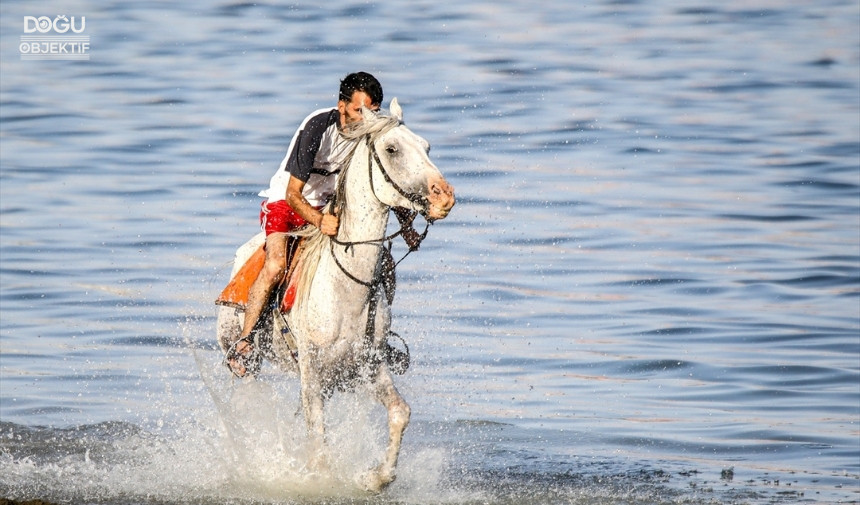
[338,91,378,127]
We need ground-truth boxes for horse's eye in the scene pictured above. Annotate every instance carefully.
[385,146,398,155]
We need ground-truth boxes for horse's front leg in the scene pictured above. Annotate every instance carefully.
[299,361,328,472]
[361,367,410,492]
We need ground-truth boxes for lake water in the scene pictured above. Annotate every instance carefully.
[1,0,858,504]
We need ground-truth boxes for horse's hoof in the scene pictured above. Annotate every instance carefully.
[307,451,330,474]
[359,467,395,493]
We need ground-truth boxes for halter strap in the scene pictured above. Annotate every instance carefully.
[366,135,431,213]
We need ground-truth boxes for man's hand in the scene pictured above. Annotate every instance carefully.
[319,213,339,236]
[287,175,339,236]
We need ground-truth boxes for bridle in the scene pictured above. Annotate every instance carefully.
[365,134,432,214]
[327,132,431,288]
[326,131,432,365]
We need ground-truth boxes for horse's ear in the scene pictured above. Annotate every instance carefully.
[390,97,402,122]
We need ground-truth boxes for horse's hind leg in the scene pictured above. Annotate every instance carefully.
[361,368,410,492]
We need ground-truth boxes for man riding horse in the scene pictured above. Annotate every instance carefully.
[225,72,420,377]
[217,83,455,491]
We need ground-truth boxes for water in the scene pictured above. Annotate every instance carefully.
[1,0,858,503]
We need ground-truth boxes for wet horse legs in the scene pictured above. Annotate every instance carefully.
[362,369,410,491]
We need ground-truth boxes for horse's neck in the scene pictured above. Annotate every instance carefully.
[332,141,389,273]
[338,141,389,241]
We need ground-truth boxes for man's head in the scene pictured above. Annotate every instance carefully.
[337,72,383,127]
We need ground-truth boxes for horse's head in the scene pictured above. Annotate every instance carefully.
[357,98,455,221]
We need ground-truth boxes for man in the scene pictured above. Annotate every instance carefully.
[226,72,416,378]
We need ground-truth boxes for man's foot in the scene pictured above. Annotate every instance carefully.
[224,336,260,378]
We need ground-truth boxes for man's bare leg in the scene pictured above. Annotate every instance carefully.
[227,231,287,376]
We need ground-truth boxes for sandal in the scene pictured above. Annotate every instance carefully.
[223,336,261,378]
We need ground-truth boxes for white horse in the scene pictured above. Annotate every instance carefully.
[216,98,455,491]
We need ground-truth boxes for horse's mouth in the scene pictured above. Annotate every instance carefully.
[424,180,455,221]
[423,200,456,222]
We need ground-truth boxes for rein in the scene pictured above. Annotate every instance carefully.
[327,133,430,288]
[282,124,431,373]
[324,131,430,369]
[329,221,428,288]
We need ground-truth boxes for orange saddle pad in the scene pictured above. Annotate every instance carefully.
[215,244,265,309]
[280,254,304,313]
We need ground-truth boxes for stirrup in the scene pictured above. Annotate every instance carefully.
[384,332,410,375]
[223,335,262,378]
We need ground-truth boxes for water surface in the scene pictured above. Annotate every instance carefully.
[1,0,858,503]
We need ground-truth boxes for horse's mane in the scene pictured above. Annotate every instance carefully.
[290,109,402,310]
[290,224,326,310]
[339,108,401,141]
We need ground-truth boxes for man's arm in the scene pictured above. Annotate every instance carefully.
[286,175,339,236]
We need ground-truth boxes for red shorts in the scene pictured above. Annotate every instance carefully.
[260,200,308,235]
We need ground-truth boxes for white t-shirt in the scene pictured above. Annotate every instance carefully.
[259,108,357,207]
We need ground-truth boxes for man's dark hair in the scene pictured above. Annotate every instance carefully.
[339,72,383,106]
